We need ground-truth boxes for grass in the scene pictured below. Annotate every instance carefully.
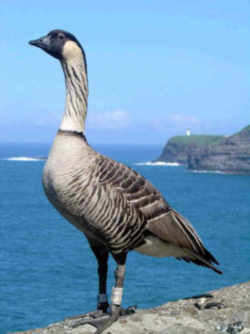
[168,135,223,147]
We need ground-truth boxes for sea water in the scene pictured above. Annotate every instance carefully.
[1,142,250,334]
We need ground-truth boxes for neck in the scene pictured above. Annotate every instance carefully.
[60,55,88,133]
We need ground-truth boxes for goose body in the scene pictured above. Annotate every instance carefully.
[43,131,218,264]
[29,30,221,333]
[43,132,145,252]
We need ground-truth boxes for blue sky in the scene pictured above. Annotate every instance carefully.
[0,1,249,145]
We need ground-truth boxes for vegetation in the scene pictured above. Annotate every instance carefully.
[242,125,250,132]
[168,135,223,147]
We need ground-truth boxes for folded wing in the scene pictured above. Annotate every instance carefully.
[96,155,222,274]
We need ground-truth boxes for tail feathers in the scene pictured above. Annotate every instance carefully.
[203,248,219,265]
[146,208,222,274]
[179,248,222,274]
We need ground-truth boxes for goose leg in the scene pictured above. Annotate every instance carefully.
[71,252,127,334]
[67,245,109,321]
[92,245,110,313]
[93,252,127,334]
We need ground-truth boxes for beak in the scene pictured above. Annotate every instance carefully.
[29,35,50,50]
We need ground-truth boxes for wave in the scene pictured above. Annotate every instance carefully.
[134,161,180,167]
[3,156,46,162]
[191,169,227,175]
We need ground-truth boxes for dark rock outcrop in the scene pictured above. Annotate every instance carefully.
[9,281,250,334]
[156,126,250,174]
[188,126,250,174]
[157,135,223,165]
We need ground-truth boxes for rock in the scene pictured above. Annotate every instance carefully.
[156,126,250,174]
[8,281,250,334]
[216,321,244,333]
[188,126,250,174]
[156,135,223,165]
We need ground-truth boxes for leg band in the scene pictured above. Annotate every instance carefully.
[111,287,123,305]
[98,293,108,304]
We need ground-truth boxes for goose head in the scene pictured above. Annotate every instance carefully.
[29,29,84,62]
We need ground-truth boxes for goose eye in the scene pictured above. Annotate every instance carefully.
[58,34,64,40]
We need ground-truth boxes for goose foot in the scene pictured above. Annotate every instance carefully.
[66,309,106,321]
[70,305,137,334]
[66,301,110,321]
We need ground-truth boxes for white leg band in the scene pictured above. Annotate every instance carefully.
[111,287,123,305]
[98,293,108,304]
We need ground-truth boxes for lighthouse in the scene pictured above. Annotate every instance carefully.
[186,129,191,136]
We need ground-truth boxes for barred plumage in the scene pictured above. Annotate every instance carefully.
[30,29,222,334]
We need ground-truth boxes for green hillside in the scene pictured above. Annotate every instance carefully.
[168,135,223,147]
[242,125,250,132]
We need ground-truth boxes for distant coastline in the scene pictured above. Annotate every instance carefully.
[156,125,250,174]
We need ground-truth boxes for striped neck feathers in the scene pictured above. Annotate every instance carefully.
[60,41,88,134]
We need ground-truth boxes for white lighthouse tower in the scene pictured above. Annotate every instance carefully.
[186,128,191,136]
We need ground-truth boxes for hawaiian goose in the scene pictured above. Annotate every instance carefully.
[29,30,221,333]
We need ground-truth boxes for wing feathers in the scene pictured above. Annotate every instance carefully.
[95,155,221,273]
[146,209,221,272]
[181,251,222,274]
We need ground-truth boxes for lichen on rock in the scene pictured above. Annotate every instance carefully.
[8,281,250,334]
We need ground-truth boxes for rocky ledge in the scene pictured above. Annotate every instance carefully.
[156,126,250,174]
[157,134,223,165]
[9,281,250,334]
[188,126,250,174]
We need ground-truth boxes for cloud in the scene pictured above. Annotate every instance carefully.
[150,113,201,132]
[88,109,131,130]
[33,109,132,133]
[168,113,200,124]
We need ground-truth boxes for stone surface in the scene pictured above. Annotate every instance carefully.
[188,126,250,174]
[8,281,250,334]
[156,126,250,174]
[157,135,223,165]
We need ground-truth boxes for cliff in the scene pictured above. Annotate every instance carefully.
[9,281,250,334]
[188,126,250,173]
[157,135,223,165]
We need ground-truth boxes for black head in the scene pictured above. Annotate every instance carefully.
[29,29,84,60]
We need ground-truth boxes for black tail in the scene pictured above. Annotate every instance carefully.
[181,248,222,274]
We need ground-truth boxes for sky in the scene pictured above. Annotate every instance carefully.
[0,1,249,145]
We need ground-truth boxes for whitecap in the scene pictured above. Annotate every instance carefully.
[191,169,226,175]
[134,161,180,167]
[3,156,45,162]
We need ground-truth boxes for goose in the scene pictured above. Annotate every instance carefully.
[29,30,222,333]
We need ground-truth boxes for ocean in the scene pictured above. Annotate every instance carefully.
[1,142,250,334]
